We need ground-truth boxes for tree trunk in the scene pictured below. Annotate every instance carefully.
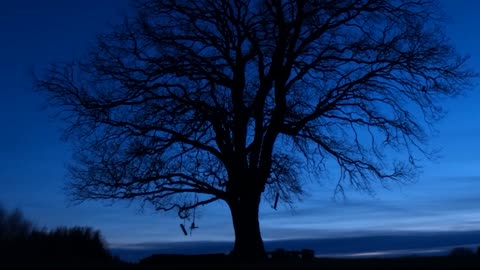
[228,191,266,261]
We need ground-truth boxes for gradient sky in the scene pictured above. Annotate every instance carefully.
[1,0,480,252]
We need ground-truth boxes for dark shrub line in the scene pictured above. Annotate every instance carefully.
[0,205,119,267]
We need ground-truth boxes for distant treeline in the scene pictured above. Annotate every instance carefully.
[0,205,119,267]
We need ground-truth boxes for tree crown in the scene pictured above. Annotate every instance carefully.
[36,0,474,218]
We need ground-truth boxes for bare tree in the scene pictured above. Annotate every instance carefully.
[35,0,473,260]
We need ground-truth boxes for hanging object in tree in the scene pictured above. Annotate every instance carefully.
[273,193,280,210]
[190,195,199,235]
[190,222,198,232]
[180,223,188,236]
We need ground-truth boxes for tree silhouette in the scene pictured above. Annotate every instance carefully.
[35,0,473,260]
[0,205,33,241]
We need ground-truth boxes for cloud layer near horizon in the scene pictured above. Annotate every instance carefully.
[111,230,480,262]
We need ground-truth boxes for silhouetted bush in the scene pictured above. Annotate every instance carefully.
[26,226,112,265]
[269,248,286,260]
[268,248,315,261]
[0,205,118,267]
[449,247,475,257]
[301,249,315,260]
[269,248,302,261]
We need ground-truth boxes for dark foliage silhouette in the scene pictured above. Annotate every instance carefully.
[449,247,475,257]
[269,248,314,261]
[0,205,33,241]
[35,0,473,260]
[0,206,116,267]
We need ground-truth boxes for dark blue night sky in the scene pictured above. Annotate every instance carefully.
[2,0,480,260]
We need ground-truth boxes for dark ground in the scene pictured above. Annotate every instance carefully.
[134,256,480,270]
[4,253,480,269]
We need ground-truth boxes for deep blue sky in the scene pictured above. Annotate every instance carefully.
[1,0,480,256]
